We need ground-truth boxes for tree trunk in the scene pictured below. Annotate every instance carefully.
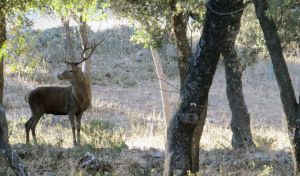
[62,17,75,60]
[150,47,171,126]
[164,0,245,175]
[170,8,191,89]
[191,99,207,173]
[223,46,254,148]
[0,9,27,175]
[253,0,299,172]
[253,0,297,131]
[0,107,27,175]
[0,10,5,105]
[78,15,91,77]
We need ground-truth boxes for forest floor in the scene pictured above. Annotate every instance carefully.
[1,25,300,175]
[2,55,299,175]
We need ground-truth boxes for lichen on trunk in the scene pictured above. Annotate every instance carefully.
[164,0,245,175]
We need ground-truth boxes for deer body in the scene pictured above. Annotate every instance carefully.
[25,64,91,146]
[25,39,100,146]
[27,86,72,115]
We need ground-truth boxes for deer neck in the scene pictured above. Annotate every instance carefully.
[71,77,91,110]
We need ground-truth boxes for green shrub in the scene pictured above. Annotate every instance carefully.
[81,120,126,152]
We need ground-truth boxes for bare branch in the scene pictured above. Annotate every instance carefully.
[65,38,105,66]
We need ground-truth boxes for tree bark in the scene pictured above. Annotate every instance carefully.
[62,17,75,61]
[150,47,171,126]
[78,15,91,77]
[0,107,27,175]
[170,9,191,89]
[191,99,207,173]
[0,9,27,175]
[164,0,245,175]
[253,0,297,131]
[0,9,5,105]
[253,0,299,172]
[170,4,209,170]
[223,45,254,148]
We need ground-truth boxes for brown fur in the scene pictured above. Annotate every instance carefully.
[25,64,91,146]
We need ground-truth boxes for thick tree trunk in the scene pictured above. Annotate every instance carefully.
[150,47,171,126]
[253,0,299,172]
[223,46,254,148]
[62,17,75,60]
[78,15,91,77]
[0,10,5,105]
[0,107,27,175]
[170,4,209,170]
[164,1,245,175]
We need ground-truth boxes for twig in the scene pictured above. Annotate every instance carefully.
[157,78,180,91]
[157,88,180,94]
[207,1,250,16]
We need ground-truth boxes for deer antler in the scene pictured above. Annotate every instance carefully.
[65,38,105,66]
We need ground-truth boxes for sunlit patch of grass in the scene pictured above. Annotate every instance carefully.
[125,109,166,149]
[8,115,127,152]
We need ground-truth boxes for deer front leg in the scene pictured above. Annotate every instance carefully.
[69,112,77,146]
[75,113,83,145]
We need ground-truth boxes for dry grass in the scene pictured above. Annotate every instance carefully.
[1,22,300,175]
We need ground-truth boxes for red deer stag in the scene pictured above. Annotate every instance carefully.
[25,41,101,146]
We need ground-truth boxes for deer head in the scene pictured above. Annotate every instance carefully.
[57,39,104,82]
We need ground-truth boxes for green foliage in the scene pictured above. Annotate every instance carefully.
[5,28,45,75]
[109,0,205,48]
[40,0,108,22]
[267,0,300,43]
[237,5,267,62]
[109,0,171,48]
[81,120,126,152]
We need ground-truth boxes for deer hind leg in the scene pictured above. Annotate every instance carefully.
[75,113,83,145]
[25,117,34,144]
[69,113,77,146]
[31,112,43,144]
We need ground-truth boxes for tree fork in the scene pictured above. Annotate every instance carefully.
[164,0,245,175]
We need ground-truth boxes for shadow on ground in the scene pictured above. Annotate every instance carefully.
[1,144,294,176]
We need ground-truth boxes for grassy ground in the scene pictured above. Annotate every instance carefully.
[1,23,300,175]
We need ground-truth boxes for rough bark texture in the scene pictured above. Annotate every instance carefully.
[170,3,209,170]
[253,0,297,131]
[78,15,91,77]
[295,119,300,172]
[62,17,75,60]
[191,100,207,173]
[0,107,27,175]
[0,9,5,105]
[150,47,171,125]
[253,0,299,172]
[223,45,254,148]
[171,9,191,88]
[164,0,245,175]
